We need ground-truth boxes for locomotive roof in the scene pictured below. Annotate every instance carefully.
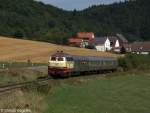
[51,51,72,57]
[51,51,116,61]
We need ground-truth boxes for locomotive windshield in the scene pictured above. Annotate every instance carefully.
[58,57,64,61]
[50,57,64,61]
[51,57,56,61]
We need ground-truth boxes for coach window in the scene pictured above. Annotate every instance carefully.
[66,57,73,61]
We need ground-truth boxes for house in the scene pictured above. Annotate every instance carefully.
[108,36,120,48]
[123,43,132,52]
[95,37,111,52]
[77,32,95,40]
[131,42,150,55]
[68,32,95,48]
[68,38,84,47]
[108,35,128,48]
[116,33,128,44]
[108,34,129,52]
[68,32,129,52]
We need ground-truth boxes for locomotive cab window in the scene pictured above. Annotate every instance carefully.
[51,57,56,61]
[58,57,64,61]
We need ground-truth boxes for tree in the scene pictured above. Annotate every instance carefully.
[13,30,24,38]
[120,46,126,54]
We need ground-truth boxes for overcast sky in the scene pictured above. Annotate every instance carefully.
[36,0,125,10]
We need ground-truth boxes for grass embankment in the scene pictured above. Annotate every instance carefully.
[0,61,47,69]
[0,61,47,85]
[1,71,150,113]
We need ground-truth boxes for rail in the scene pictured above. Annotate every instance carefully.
[0,77,51,94]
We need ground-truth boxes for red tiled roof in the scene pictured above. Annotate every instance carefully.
[77,32,94,39]
[131,42,150,52]
[69,38,83,43]
[123,43,131,48]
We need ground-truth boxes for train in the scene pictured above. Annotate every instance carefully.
[48,51,118,78]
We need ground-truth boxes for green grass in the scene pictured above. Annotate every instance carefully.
[45,73,150,113]
[0,67,47,85]
[0,61,47,85]
[0,61,47,69]
[1,71,150,113]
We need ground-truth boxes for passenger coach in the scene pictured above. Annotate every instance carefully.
[48,51,118,78]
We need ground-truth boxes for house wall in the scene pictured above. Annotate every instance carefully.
[80,41,89,48]
[95,38,111,51]
[95,45,105,51]
[115,40,120,48]
[132,52,149,55]
[104,38,111,51]
[125,47,132,52]
[114,48,120,53]
[141,52,149,55]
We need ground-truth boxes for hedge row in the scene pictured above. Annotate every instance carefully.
[118,54,150,70]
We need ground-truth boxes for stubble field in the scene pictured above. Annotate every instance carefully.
[0,36,116,63]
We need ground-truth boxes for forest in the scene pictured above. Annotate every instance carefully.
[0,0,150,44]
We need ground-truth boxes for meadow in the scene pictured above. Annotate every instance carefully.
[0,62,47,85]
[1,71,150,113]
[45,71,150,113]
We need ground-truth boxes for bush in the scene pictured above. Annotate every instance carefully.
[120,46,126,54]
[118,54,150,71]
[85,45,95,49]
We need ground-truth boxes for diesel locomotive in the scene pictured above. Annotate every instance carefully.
[48,51,118,78]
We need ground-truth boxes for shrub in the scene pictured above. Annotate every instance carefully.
[85,45,95,49]
[118,54,150,71]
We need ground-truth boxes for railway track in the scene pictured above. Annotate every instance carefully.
[0,77,51,94]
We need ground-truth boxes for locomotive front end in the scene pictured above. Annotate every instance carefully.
[48,51,74,77]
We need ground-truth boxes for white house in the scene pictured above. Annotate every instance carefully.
[108,36,128,53]
[95,35,129,52]
[95,37,111,52]
[115,40,120,48]
[108,36,120,49]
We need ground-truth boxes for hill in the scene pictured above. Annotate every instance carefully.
[0,0,150,43]
[0,36,115,63]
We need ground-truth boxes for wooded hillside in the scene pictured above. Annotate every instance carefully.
[0,0,150,43]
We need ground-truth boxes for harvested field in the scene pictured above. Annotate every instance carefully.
[0,36,117,63]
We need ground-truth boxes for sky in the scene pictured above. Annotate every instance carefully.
[36,0,125,10]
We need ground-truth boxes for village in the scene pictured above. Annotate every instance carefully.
[1,0,150,113]
[68,32,150,55]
